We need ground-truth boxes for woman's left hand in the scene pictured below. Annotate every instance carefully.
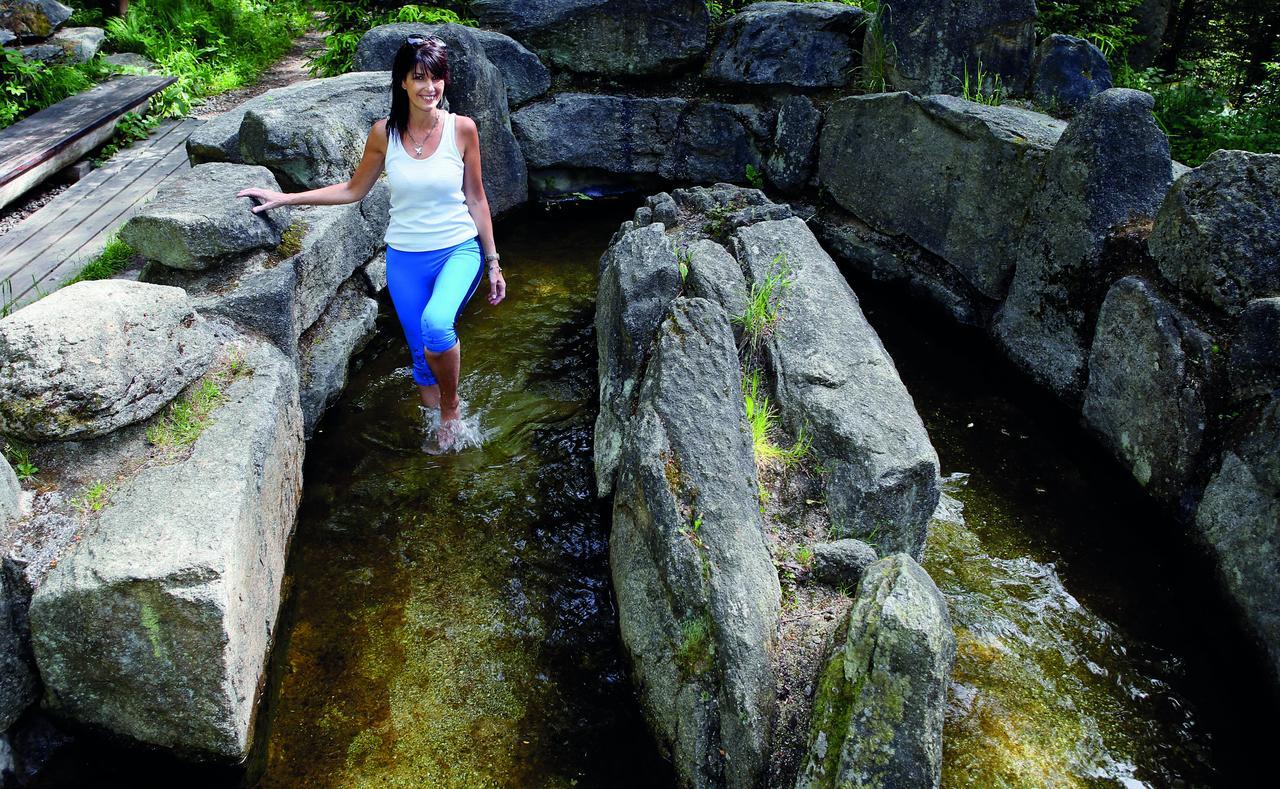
[488,266,506,305]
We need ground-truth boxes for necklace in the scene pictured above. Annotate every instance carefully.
[405,110,440,157]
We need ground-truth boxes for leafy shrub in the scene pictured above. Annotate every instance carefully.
[307,3,471,78]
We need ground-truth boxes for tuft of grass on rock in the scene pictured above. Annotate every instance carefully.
[733,251,792,350]
[65,234,138,286]
[675,615,716,678]
[146,351,252,453]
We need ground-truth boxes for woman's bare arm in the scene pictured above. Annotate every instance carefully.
[237,120,389,213]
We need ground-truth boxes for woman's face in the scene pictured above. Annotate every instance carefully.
[401,69,445,112]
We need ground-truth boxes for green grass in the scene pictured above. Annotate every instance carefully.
[674,245,692,283]
[795,545,815,567]
[961,58,1004,106]
[732,252,792,350]
[64,234,138,286]
[2,437,39,481]
[93,110,162,165]
[744,163,764,189]
[858,0,894,92]
[73,479,111,513]
[675,615,715,677]
[742,368,812,471]
[145,351,250,452]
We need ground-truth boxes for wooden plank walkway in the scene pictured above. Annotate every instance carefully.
[0,116,204,312]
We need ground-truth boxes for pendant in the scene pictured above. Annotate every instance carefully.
[414,145,424,156]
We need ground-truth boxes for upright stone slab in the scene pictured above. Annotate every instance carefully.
[299,278,378,439]
[1083,277,1215,504]
[818,92,1065,303]
[731,218,940,559]
[471,0,710,76]
[706,1,865,88]
[473,29,551,109]
[994,89,1172,403]
[1195,394,1280,687]
[1150,150,1280,318]
[766,95,821,194]
[29,337,304,760]
[874,0,1037,97]
[0,281,217,441]
[513,94,767,195]
[119,163,292,271]
[354,23,529,217]
[612,297,780,788]
[1031,34,1113,114]
[796,554,955,789]
[594,223,681,497]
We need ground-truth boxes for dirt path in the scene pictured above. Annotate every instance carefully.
[0,23,328,239]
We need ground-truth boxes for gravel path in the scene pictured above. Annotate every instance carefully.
[0,24,328,240]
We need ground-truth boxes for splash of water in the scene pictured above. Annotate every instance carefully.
[420,402,486,455]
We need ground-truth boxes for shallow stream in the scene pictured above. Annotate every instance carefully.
[21,204,1274,786]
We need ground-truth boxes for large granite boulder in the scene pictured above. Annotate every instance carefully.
[354,23,529,217]
[818,92,1065,304]
[46,25,104,63]
[1031,33,1113,114]
[0,281,217,441]
[1082,277,1215,505]
[29,335,304,760]
[1150,150,1280,318]
[186,81,314,166]
[810,538,878,589]
[298,278,378,439]
[730,217,940,558]
[0,1,71,40]
[471,0,710,76]
[141,193,384,356]
[119,163,292,271]
[473,29,551,109]
[874,0,1037,97]
[612,297,780,788]
[1231,298,1280,400]
[994,89,1172,403]
[594,223,681,497]
[796,554,954,788]
[231,71,391,191]
[682,238,749,334]
[1195,394,1280,687]
[766,95,821,194]
[706,1,865,88]
[513,94,767,195]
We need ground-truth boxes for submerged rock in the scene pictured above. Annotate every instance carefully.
[1195,394,1280,687]
[1150,150,1280,318]
[29,335,304,760]
[612,297,780,788]
[1032,34,1114,114]
[874,0,1037,97]
[354,23,529,217]
[594,223,681,497]
[797,554,954,789]
[706,1,865,89]
[0,281,217,441]
[731,217,940,558]
[119,163,292,271]
[818,92,1065,304]
[994,89,1172,403]
[471,0,710,76]
[1083,276,1215,504]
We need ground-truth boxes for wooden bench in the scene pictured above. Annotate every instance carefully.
[0,73,176,211]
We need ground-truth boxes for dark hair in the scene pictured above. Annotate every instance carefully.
[388,37,451,142]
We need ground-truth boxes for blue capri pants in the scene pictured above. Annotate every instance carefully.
[385,237,484,387]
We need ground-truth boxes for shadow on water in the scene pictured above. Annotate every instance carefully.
[848,271,1277,785]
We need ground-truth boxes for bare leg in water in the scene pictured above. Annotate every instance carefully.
[424,341,462,445]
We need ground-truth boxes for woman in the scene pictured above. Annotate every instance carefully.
[238,35,506,451]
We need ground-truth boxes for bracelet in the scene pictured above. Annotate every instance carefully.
[488,263,502,273]
[484,252,500,262]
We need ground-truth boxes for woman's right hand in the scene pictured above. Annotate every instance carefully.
[236,187,291,214]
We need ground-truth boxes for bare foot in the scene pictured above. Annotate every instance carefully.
[436,418,460,453]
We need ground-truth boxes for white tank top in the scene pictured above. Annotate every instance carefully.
[383,113,479,252]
